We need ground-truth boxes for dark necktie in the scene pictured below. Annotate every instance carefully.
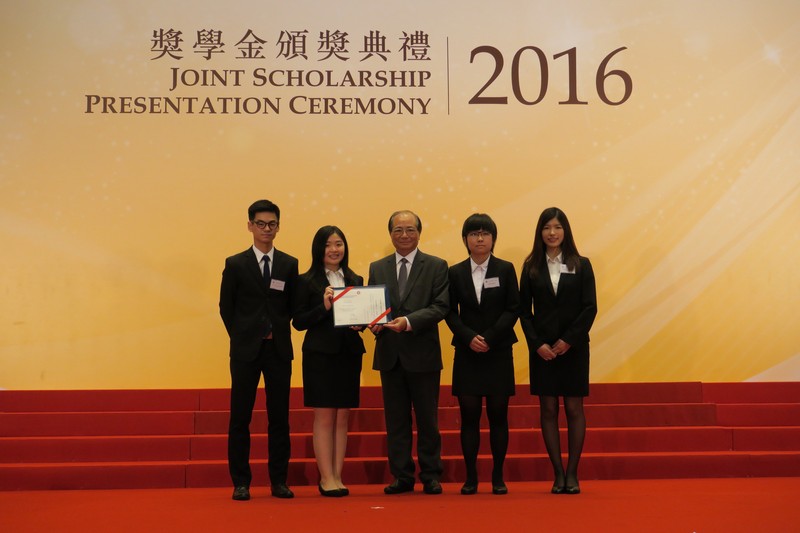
[263,255,272,337]
[263,255,271,288]
[398,258,409,297]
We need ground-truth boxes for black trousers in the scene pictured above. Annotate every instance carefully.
[227,339,292,487]
[380,364,443,484]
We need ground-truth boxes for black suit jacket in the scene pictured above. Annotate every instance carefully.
[219,247,298,361]
[292,269,366,356]
[368,250,449,373]
[445,256,519,351]
[519,256,597,350]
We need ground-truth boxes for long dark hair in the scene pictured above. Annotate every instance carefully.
[302,225,353,280]
[522,207,581,279]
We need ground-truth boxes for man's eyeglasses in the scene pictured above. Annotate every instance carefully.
[253,220,279,230]
[391,227,419,236]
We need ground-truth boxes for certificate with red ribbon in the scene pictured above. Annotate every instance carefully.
[332,285,392,327]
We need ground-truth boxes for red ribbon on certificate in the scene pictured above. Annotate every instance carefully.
[332,286,354,302]
[369,307,392,327]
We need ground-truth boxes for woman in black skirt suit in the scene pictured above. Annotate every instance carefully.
[445,213,520,495]
[292,226,365,497]
[520,207,597,495]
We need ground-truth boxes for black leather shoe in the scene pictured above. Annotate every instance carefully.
[423,479,443,495]
[318,484,344,497]
[564,484,581,495]
[338,487,350,496]
[492,482,508,495]
[460,482,478,495]
[551,483,566,494]
[232,486,250,501]
[384,478,415,494]
[270,484,295,499]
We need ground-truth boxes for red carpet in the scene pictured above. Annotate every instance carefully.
[1,478,798,533]
[1,383,799,490]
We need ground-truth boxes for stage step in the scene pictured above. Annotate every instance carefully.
[7,426,800,464]
[1,383,798,490]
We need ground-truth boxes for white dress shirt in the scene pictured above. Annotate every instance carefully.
[470,256,489,303]
[252,245,274,276]
[325,268,345,287]
[546,252,562,294]
[394,248,418,331]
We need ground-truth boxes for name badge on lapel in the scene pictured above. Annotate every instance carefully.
[560,264,576,275]
[270,279,286,291]
[483,277,500,289]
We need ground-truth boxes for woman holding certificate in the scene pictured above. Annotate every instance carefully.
[292,225,365,497]
[519,208,597,495]
[445,213,520,495]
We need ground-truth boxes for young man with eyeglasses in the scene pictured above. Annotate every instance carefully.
[219,199,298,500]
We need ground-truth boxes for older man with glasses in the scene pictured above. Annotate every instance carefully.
[368,210,450,495]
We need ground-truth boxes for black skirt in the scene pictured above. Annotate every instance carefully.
[302,347,363,408]
[529,342,589,397]
[452,346,515,397]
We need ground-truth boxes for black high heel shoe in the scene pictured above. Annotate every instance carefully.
[552,471,566,494]
[564,483,581,495]
[491,481,508,495]
[319,483,344,497]
[460,481,478,495]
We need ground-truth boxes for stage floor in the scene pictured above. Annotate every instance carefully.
[2,477,798,532]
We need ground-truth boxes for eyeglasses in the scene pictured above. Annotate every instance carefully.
[467,231,492,239]
[252,220,279,230]
[391,227,419,236]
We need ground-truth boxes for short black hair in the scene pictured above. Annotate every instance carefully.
[461,213,498,253]
[248,199,280,221]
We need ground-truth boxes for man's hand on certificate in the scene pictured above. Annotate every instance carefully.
[382,317,409,332]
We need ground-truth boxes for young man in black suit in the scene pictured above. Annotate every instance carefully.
[219,199,298,500]
[368,210,450,495]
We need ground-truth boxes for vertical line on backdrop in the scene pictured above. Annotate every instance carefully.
[446,37,451,115]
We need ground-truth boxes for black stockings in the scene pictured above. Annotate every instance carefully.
[458,394,509,484]
[539,395,585,487]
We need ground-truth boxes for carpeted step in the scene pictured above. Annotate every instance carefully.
[1,403,721,438]
[0,382,721,413]
[2,426,749,463]
[716,404,800,426]
[2,383,798,491]
[5,450,800,491]
[702,382,800,403]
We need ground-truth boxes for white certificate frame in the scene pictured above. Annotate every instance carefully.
[332,285,392,327]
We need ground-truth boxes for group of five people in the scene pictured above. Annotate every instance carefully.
[219,199,597,501]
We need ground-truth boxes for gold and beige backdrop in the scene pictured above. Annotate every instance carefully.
[2,1,798,389]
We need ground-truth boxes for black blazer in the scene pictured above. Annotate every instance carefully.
[445,256,519,351]
[219,247,298,362]
[519,256,597,350]
[292,269,366,356]
[368,250,450,373]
